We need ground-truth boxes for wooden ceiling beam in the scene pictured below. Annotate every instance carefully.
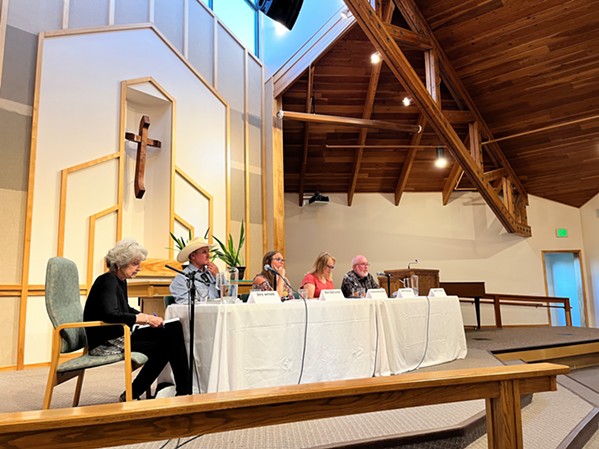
[386,24,432,50]
[348,0,395,207]
[298,66,315,206]
[395,115,427,205]
[278,110,421,134]
[344,0,531,237]
[390,0,526,198]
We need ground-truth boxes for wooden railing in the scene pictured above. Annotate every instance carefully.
[461,293,572,328]
[0,363,569,449]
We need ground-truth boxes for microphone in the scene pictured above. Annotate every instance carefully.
[376,271,391,277]
[264,264,281,276]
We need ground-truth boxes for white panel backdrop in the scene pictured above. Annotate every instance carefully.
[27,27,228,363]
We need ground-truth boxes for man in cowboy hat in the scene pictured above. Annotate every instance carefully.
[169,237,220,304]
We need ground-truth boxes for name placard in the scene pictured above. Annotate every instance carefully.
[248,291,281,304]
[318,289,345,301]
[366,288,388,299]
[428,288,447,297]
[396,288,417,299]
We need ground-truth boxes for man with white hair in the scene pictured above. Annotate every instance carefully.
[340,254,379,298]
[170,237,220,303]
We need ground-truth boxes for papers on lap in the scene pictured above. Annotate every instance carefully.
[132,317,180,332]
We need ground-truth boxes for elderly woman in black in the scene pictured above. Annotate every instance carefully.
[83,238,190,400]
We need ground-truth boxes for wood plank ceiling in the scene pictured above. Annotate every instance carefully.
[278,0,599,235]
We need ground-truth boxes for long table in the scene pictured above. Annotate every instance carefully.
[164,296,467,393]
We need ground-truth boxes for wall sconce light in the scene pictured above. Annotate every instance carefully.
[370,52,382,64]
[434,147,448,168]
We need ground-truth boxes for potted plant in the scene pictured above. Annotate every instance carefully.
[212,221,245,279]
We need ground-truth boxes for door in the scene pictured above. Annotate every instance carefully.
[543,251,587,327]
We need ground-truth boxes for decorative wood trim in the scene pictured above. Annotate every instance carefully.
[244,50,251,272]
[57,153,120,257]
[225,105,230,239]
[173,213,195,240]
[174,166,214,242]
[87,206,119,288]
[272,96,285,253]
[17,33,46,370]
[261,70,267,254]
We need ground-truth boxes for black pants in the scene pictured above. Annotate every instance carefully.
[130,320,190,398]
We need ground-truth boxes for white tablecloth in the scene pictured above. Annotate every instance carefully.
[164,296,467,393]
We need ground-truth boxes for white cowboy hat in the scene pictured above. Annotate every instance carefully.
[176,237,216,263]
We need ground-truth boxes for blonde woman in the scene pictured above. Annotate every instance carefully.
[300,252,336,299]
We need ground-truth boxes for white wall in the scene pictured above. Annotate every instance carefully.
[284,192,592,326]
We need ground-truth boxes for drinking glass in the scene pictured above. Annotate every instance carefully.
[352,287,365,298]
[410,274,419,296]
[298,288,308,299]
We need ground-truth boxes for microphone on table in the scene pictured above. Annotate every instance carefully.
[264,264,303,301]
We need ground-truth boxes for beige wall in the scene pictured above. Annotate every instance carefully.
[284,192,593,326]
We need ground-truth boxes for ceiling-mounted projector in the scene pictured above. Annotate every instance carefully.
[308,192,329,204]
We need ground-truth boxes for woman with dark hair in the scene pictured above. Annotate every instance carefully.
[300,252,336,299]
[83,238,190,401]
[252,250,292,300]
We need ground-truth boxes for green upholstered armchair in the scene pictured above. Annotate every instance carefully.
[43,257,148,409]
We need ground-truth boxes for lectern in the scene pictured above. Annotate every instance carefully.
[378,268,440,296]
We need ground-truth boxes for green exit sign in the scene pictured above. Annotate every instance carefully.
[556,228,568,238]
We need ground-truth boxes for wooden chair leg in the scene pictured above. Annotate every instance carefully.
[72,371,85,407]
[43,329,64,409]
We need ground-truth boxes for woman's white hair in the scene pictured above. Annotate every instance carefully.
[105,238,148,272]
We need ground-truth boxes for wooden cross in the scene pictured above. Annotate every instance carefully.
[124,115,162,199]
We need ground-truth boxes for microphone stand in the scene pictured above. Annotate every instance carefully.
[378,272,392,297]
[166,264,202,394]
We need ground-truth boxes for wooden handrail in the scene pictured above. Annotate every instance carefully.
[0,363,569,449]
[484,293,572,328]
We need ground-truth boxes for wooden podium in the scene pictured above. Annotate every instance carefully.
[378,268,440,296]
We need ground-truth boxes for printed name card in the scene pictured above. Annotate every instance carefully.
[428,288,447,297]
[318,289,345,301]
[365,288,388,299]
[396,288,417,299]
[248,291,281,304]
